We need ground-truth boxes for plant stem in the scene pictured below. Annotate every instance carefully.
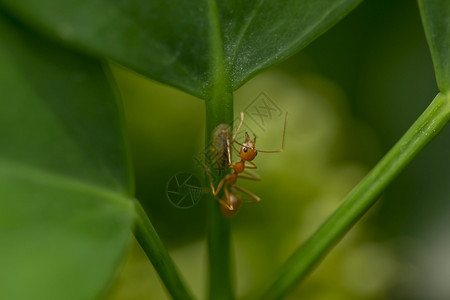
[133,199,194,300]
[205,0,234,298]
[256,92,450,299]
[205,92,234,300]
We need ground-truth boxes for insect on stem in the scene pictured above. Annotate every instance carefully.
[206,112,288,216]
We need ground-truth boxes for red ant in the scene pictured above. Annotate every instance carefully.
[207,112,287,217]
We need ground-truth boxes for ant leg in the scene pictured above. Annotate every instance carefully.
[229,142,242,159]
[203,163,227,196]
[225,131,232,165]
[223,187,234,210]
[211,185,234,211]
[237,174,260,181]
[232,112,244,141]
[213,193,233,210]
[245,161,258,169]
[257,112,288,153]
[209,175,235,211]
[232,142,240,154]
[238,169,261,181]
[210,176,227,196]
[233,185,261,202]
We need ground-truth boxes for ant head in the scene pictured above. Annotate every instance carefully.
[240,132,258,161]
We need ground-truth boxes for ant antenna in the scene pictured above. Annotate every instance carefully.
[257,112,288,153]
[233,112,244,141]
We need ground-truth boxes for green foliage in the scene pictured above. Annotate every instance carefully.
[257,92,450,300]
[0,13,134,300]
[0,0,361,99]
[418,0,450,93]
[133,200,193,299]
[0,0,449,299]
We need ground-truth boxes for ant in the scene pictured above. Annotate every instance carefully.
[206,112,287,217]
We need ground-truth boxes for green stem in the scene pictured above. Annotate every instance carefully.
[205,0,234,299]
[133,200,194,300]
[205,92,234,300]
[256,92,450,299]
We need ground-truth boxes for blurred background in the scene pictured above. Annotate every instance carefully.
[107,0,450,299]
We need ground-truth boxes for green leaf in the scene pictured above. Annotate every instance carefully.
[418,0,450,93]
[0,13,134,300]
[255,92,450,299]
[0,0,361,99]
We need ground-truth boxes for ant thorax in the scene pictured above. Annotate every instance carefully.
[232,161,245,173]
